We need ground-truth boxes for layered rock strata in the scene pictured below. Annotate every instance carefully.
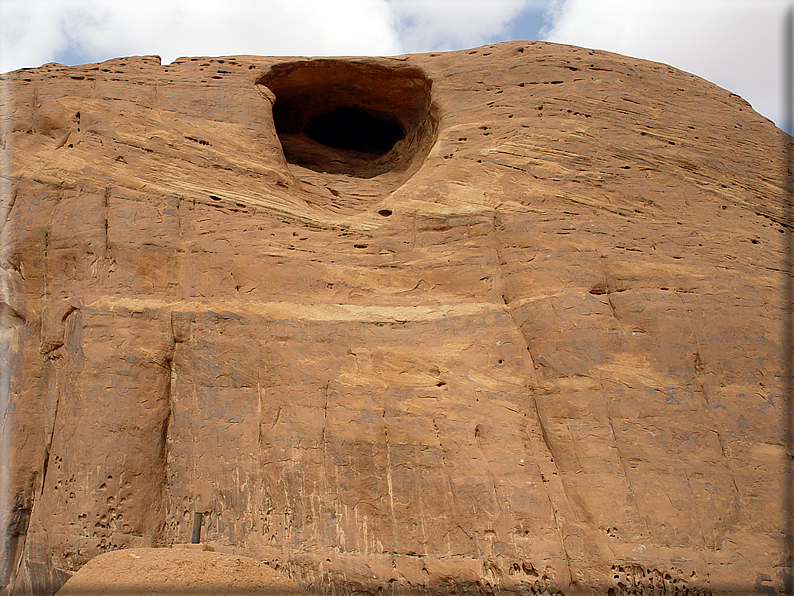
[0,41,789,595]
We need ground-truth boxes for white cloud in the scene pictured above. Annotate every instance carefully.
[0,0,549,73]
[0,0,403,72]
[542,0,791,127]
[387,0,534,52]
[0,0,70,71]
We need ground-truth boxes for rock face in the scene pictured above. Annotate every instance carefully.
[0,41,788,595]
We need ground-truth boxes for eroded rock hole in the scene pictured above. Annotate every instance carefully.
[260,60,437,179]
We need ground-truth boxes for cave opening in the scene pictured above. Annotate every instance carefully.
[305,107,404,154]
[259,59,437,179]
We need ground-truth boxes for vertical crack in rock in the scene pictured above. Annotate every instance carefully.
[102,187,110,258]
[159,348,175,544]
[473,424,502,517]
[597,374,650,539]
[598,258,628,334]
[22,303,78,585]
[531,406,576,584]
[381,409,398,550]
[672,290,745,546]
[319,381,330,550]
[490,207,540,388]
[411,443,429,550]
[594,257,655,540]
[38,377,59,501]
[253,374,268,546]
[431,418,461,553]
[0,303,25,591]
[489,207,574,582]
[42,190,64,302]
[256,377,264,467]
[164,312,192,544]
[0,185,17,235]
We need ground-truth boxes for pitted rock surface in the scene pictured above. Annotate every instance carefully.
[0,41,788,595]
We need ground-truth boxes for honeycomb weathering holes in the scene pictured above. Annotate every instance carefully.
[259,60,437,179]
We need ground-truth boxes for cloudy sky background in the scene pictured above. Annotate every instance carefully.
[0,0,792,129]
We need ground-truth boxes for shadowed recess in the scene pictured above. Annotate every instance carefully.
[259,59,437,179]
[306,107,403,154]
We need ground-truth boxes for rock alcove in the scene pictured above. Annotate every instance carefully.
[259,60,438,188]
[305,107,403,154]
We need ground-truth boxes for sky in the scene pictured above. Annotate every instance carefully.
[0,0,792,130]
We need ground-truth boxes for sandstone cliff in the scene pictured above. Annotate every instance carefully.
[0,40,789,595]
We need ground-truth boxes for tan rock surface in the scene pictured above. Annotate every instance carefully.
[0,41,788,595]
[54,547,309,595]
